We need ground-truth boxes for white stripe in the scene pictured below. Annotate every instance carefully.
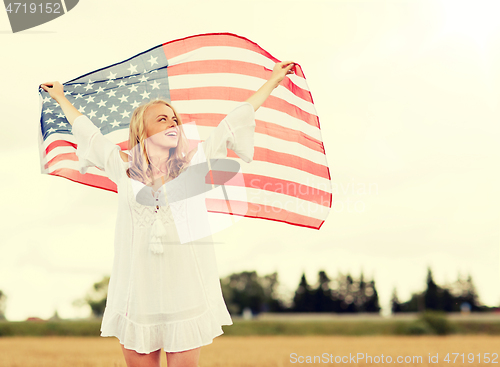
[172,99,322,141]
[42,127,129,147]
[46,159,107,177]
[168,73,316,114]
[168,46,310,91]
[240,160,332,193]
[244,187,330,220]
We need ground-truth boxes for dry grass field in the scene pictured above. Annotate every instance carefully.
[0,335,499,367]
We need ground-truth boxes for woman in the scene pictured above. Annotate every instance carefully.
[40,60,295,367]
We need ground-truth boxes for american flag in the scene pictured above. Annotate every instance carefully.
[38,32,332,229]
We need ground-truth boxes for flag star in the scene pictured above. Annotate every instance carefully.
[74,93,83,100]
[118,95,129,103]
[43,96,51,103]
[57,113,65,118]
[84,83,94,91]
[151,80,161,90]
[129,84,139,93]
[140,91,151,99]
[78,105,86,113]
[148,55,158,67]
[73,84,82,88]
[138,75,149,83]
[128,64,138,74]
[46,118,55,124]
[57,121,67,128]
[86,95,95,103]
[149,70,158,74]
[97,100,107,108]
[88,110,97,118]
[108,105,119,113]
[98,114,109,123]
[130,100,141,109]
[117,80,127,88]
[47,127,56,133]
[107,89,117,98]
[64,90,72,95]
[44,108,53,114]
[96,86,105,94]
[107,71,117,82]
[111,120,121,128]
[120,110,131,119]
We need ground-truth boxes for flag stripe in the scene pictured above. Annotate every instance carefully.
[171,100,323,141]
[179,114,324,153]
[205,199,324,229]
[167,61,314,104]
[166,46,310,91]
[170,87,319,127]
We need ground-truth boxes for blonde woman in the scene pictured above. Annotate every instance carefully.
[40,60,294,367]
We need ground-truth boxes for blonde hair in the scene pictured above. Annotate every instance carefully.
[125,99,191,185]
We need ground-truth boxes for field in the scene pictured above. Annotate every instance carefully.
[1,335,500,366]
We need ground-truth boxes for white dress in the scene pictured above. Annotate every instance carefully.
[71,102,256,354]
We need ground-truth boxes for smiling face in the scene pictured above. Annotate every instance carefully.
[144,103,179,149]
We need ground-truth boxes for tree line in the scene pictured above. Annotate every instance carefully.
[0,266,495,320]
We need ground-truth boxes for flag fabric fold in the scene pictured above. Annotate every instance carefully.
[38,32,332,229]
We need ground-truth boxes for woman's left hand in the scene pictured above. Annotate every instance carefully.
[270,61,295,85]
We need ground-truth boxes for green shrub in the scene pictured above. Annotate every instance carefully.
[418,310,456,335]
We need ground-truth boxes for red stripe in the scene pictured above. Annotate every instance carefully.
[162,32,306,78]
[45,139,76,154]
[179,113,324,153]
[50,168,118,193]
[186,139,328,179]
[242,147,329,180]
[207,171,331,206]
[171,87,319,128]
[44,144,129,168]
[205,198,324,229]
[167,60,313,104]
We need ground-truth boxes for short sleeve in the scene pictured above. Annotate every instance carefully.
[200,102,256,162]
[71,115,124,184]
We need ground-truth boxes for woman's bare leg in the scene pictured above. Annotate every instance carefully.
[166,347,201,367]
[120,343,162,367]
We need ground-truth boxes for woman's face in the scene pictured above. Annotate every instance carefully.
[144,103,179,149]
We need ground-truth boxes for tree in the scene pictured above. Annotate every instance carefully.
[312,270,335,312]
[424,267,441,310]
[363,280,381,313]
[391,287,402,313]
[292,273,315,312]
[73,275,110,318]
[220,271,284,315]
[0,290,6,320]
[260,272,287,313]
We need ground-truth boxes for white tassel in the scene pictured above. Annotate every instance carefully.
[152,217,168,237]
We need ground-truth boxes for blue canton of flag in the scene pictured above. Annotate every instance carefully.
[39,45,170,141]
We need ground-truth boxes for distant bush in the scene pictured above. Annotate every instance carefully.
[419,310,456,335]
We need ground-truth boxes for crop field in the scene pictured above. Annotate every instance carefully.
[1,335,500,367]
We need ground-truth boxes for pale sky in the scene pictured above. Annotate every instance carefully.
[0,0,499,321]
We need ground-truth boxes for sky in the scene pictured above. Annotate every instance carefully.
[0,0,499,321]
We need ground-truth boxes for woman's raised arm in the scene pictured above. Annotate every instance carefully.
[40,81,82,125]
[244,61,295,112]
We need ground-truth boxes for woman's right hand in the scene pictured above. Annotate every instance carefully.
[40,81,65,103]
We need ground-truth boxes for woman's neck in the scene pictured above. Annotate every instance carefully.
[147,145,171,177]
